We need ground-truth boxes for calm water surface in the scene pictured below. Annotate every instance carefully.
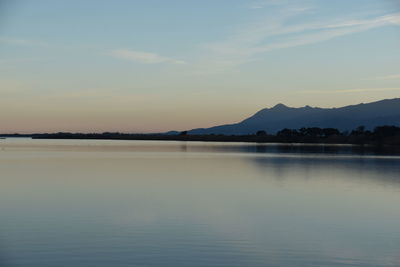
[0,139,400,266]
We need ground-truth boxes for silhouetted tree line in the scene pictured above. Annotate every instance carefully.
[274,125,400,146]
[2,125,396,147]
[277,127,340,138]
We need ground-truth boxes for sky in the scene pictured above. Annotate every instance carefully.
[0,0,399,133]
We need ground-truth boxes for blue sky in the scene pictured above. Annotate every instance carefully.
[0,0,399,132]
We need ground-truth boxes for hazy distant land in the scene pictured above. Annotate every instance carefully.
[2,98,400,147]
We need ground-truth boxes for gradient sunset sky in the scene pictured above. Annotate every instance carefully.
[1,0,399,133]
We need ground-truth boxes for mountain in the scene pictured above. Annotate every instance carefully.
[187,98,400,135]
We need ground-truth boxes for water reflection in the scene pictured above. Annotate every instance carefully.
[2,138,400,156]
[0,139,400,266]
[248,155,400,185]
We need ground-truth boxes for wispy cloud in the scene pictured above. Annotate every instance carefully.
[111,49,185,65]
[0,37,48,47]
[0,57,54,63]
[302,87,400,94]
[250,14,400,54]
[196,6,400,73]
[247,0,284,9]
[0,57,55,70]
[365,74,400,80]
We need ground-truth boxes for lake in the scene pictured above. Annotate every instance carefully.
[0,138,400,266]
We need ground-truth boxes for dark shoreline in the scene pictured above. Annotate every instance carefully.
[1,125,399,149]
[2,132,400,155]
[1,133,398,146]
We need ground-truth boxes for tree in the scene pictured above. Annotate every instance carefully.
[256,130,267,136]
[322,128,340,137]
[299,127,323,137]
[374,126,400,137]
[277,128,298,137]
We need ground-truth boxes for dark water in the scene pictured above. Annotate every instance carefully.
[0,139,400,266]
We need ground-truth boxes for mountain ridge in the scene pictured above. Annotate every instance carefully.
[186,98,400,135]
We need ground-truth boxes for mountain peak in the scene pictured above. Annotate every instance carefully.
[187,98,400,135]
[271,103,288,110]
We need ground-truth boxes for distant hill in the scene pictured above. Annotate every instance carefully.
[187,98,400,135]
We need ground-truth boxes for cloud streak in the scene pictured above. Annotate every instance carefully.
[197,7,400,73]
[0,37,48,47]
[111,49,185,65]
[247,0,284,9]
[302,87,400,94]
[366,74,400,80]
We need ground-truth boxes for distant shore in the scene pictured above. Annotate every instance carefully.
[1,126,399,148]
